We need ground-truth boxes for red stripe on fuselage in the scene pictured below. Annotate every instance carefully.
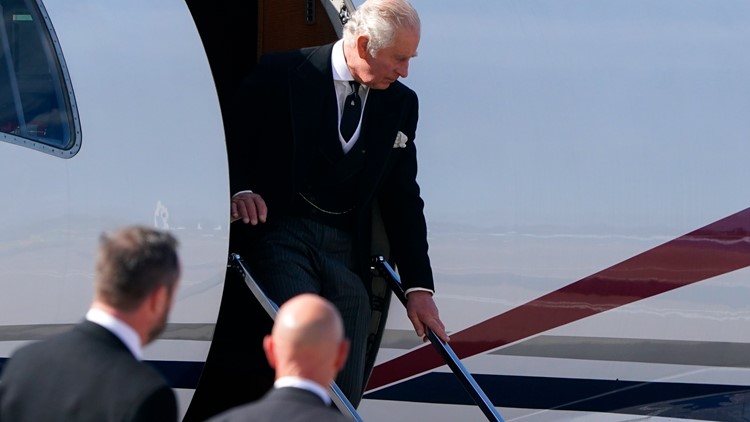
[366,208,750,391]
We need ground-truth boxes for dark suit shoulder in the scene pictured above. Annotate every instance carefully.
[0,321,176,422]
[206,388,349,422]
[257,42,333,70]
[236,43,332,99]
[388,79,417,97]
[2,321,120,364]
[7,320,169,388]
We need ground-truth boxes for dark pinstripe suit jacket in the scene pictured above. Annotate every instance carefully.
[0,320,177,422]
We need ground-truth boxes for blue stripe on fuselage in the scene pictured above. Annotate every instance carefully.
[364,372,750,420]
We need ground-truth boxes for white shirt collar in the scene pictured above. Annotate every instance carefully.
[331,39,353,82]
[85,307,143,360]
[274,376,331,406]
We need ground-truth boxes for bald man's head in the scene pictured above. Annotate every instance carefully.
[274,294,344,346]
[264,294,350,385]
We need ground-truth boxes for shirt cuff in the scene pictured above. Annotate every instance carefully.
[232,190,253,199]
[405,287,434,297]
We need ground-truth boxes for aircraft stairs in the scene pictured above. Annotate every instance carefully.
[228,253,506,422]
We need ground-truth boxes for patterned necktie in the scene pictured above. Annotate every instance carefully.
[339,81,361,142]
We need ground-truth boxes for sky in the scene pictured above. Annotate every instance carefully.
[356,0,750,235]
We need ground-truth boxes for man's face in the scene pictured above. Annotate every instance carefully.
[358,28,420,90]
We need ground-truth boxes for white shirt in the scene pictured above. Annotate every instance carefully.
[332,39,369,154]
[85,307,143,361]
[274,376,332,406]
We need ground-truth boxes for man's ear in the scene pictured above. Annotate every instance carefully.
[356,35,370,59]
[263,335,277,369]
[148,285,169,315]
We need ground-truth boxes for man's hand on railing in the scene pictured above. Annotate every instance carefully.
[372,256,504,422]
[406,290,450,343]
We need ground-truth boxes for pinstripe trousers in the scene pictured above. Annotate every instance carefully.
[247,216,371,408]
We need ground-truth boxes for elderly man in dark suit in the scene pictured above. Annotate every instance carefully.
[0,226,180,422]
[228,0,449,407]
[207,293,350,422]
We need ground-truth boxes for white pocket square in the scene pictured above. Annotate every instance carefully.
[393,131,408,148]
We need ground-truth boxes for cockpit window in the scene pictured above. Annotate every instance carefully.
[0,0,80,157]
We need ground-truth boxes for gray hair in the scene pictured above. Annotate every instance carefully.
[95,226,180,311]
[343,0,420,57]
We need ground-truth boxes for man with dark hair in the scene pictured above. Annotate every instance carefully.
[0,225,181,422]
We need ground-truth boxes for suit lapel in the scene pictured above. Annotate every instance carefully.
[289,43,341,173]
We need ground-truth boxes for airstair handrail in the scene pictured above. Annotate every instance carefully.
[370,256,506,422]
[228,253,364,422]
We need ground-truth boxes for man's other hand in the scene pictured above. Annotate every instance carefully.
[406,290,449,343]
[231,191,268,225]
